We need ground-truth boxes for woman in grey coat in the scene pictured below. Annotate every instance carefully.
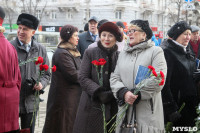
[110,20,167,133]
[73,22,123,133]
[43,25,81,133]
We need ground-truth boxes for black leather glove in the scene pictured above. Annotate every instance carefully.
[97,90,114,104]
[117,87,129,106]
[130,89,141,104]
[168,111,181,122]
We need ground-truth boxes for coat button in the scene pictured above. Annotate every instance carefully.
[105,71,108,74]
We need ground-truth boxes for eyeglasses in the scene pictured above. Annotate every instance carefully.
[127,29,143,34]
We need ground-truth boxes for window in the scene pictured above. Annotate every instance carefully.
[36,10,41,20]
[50,11,57,19]
[66,10,73,20]
[115,10,122,19]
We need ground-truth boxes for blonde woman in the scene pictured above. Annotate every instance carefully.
[110,20,167,133]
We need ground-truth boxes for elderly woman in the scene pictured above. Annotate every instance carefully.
[43,25,81,133]
[110,19,167,133]
[161,21,198,127]
[73,22,123,133]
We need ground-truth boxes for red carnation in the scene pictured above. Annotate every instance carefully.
[35,56,44,65]
[152,70,157,77]
[159,78,165,86]
[91,60,100,66]
[52,65,56,72]
[160,71,164,78]
[148,65,155,71]
[98,58,106,66]
[42,64,49,71]
[39,64,43,71]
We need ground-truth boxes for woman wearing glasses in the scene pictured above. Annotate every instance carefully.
[110,20,167,133]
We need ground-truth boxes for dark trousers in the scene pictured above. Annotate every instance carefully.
[20,112,37,133]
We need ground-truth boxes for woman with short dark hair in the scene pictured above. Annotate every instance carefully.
[43,25,81,133]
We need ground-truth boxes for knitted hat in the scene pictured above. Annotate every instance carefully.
[167,21,191,40]
[60,24,78,43]
[116,21,125,29]
[17,13,39,30]
[98,22,123,42]
[130,19,153,40]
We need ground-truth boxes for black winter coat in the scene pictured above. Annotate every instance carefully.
[73,42,118,133]
[161,39,198,127]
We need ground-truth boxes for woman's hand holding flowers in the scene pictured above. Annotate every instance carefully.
[124,91,138,105]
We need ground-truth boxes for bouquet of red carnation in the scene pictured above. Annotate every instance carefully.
[108,65,165,133]
[91,58,107,133]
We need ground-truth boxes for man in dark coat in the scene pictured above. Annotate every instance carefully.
[188,25,200,59]
[77,16,98,58]
[0,6,21,133]
[10,13,50,133]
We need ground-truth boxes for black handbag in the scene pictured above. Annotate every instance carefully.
[119,104,137,133]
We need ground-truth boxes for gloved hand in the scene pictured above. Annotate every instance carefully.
[130,89,141,104]
[168,111,181,122]
[97,90,114,104]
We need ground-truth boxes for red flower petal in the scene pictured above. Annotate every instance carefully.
[159,78,165,86]
[152,70,157,77]
[52,65,56,72]
[98,58,106,66]
[43,64,49,71]
[160,71,164,78]
[39,64,43,71]
[148,65,155,71]
[91,60,100,66]
[38,56,44,64]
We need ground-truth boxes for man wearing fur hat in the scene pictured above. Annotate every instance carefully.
[0,6,21,133]
[10,13,50,133]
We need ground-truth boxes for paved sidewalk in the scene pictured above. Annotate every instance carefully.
[34,85,49,133]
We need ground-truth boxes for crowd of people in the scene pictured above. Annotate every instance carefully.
[1,4,200,133]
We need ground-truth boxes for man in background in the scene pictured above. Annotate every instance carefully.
[10,13,50,133]
[77,16,98,58]
[0,6,21,133]
[188,25,200,59]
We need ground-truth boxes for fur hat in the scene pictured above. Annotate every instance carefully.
[130,19,153,40]
[98,22,123,42]
[17,13,39,30]
[167,21,191,40]
[116,21,125,29]
[60,24,78,43]
[0,6,5,20]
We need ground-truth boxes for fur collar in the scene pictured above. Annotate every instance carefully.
[58,42,80,57]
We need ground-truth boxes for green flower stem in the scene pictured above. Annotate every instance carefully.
[101,104,107,133]
[19,57,37,66]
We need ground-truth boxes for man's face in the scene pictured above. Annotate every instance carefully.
[88,20,98,34]
[17,24,35,44]
[191,31,199,42]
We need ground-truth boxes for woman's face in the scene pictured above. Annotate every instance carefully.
[68,31,79,46]
[100,31,117,48]
[176,29,191,46]
[127,26,146,46]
